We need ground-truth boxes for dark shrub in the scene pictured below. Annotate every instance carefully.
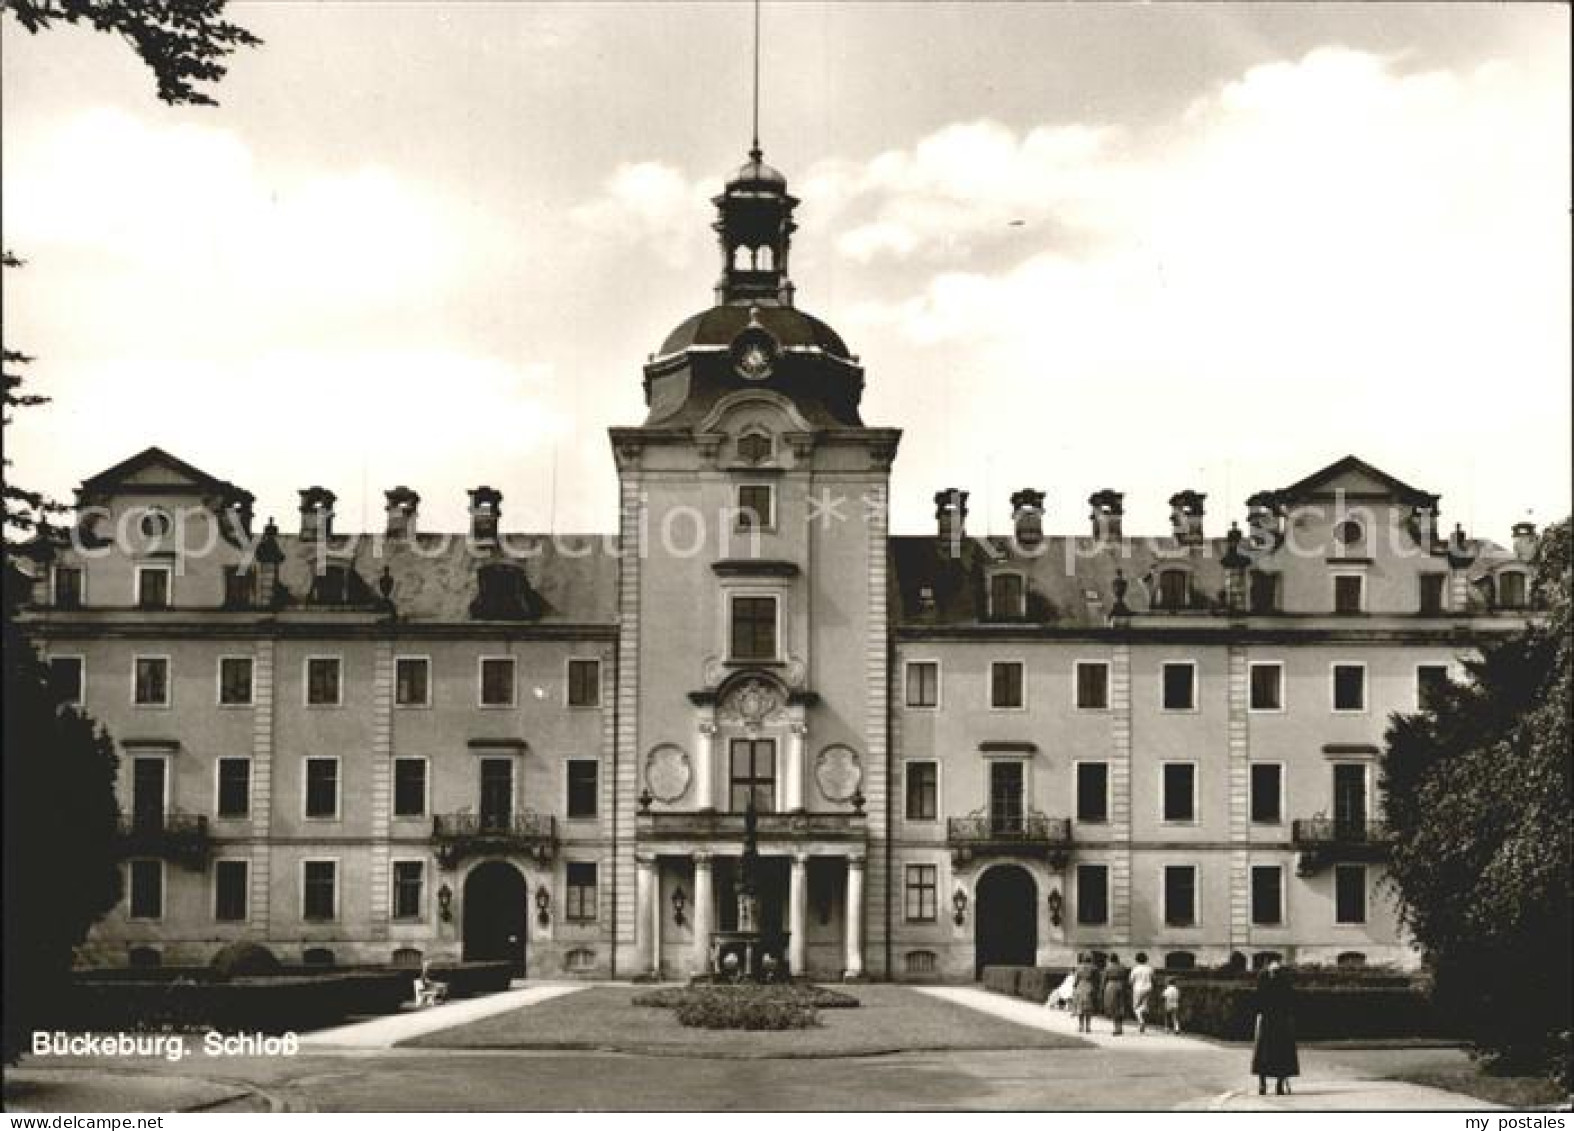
[426,961,513,998]
[672,988,818,1030]
[61,970,410,1033]
[209,942,281,981]
[635,983,857,1011]
[1178,979,1444,1041]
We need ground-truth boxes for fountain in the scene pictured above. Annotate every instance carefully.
[706,796,790,981]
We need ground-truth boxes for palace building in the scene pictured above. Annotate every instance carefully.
[14,149,1541,981]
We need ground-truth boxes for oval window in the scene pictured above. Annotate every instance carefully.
[140,510,173,538]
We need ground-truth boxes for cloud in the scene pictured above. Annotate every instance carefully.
[568,160,712,269]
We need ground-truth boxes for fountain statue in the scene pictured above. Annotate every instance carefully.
[706,795,790,981]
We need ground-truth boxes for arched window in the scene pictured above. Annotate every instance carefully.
[128,946,162,969]
[755,244,774,270]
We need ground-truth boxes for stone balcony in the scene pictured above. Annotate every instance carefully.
[115,811,212,869]
[431,812,557,868]
[1291,816,1393,875]
[634,808,867,846]
[946,810,1072,868]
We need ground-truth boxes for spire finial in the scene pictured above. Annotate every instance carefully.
[750,0,762,160]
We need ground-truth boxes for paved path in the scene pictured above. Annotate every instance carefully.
[300,982,588,1049]
[918,986,1217,1053]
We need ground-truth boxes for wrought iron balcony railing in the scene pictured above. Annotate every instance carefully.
[946,809,1072,867]
[431,812,557,868]
[115,811,211,868]
[1291,816,1393,873]
[635,809,867,843]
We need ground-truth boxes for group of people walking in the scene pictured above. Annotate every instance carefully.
[1048,952,1302,1095]
[1056,952,1179,1035]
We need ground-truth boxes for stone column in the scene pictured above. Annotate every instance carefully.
[691,852,715,977]
[649,857,663,978]
[695,718,717,811]
[634,855,655,975]
[788,852,809,975]
[844,855,865,978]
[784,720,807,812]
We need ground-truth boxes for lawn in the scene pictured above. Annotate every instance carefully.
[1394,1068,1568,1109]
[406,984,1089,1058]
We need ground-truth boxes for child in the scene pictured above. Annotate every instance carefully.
[1162,978,1181,1033]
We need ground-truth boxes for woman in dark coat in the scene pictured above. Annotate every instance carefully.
[1071,952,1100,1034]
[1101,953,1130,1035]
[1251,961,1300,1094]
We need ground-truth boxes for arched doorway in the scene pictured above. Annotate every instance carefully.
[462,861,528,973]
[974,864,1037,978]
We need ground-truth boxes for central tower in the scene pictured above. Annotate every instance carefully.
[609,148,901,981]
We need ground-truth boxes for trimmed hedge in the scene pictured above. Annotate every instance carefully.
[59,971,411,1034]
[424,961,513,998]
[1179,979,1444,1041]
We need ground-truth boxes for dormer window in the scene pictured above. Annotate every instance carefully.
[988,572,1026,620]
[1333,573,1365,615]
[136,566,171,610]
[1156,569,1190,610]
[223,566,257,609]
[1497,570,1528,609]
[140,509,173,540]
[54,566,83,609]
[311,565,353,606]
[1249,571,1280,614]
[470,564,537,621]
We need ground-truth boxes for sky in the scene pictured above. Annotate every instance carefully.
[2,2,1568,539]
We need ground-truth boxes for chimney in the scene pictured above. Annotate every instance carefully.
[385,486,421,539]
[298,487,336,541]
[1010,489,1045,549]
[1088,489,1124,541]
[1512,521,1538,563]
[934,489,969,545]
[469,486,503,545]
[1446,523,1477,611]
[1246,491,1284,547]
[1169,490,1206,546]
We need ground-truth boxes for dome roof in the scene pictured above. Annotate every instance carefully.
[726,149,788,191]
[657,302,851,361]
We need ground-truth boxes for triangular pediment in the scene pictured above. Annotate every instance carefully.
[1275,455,1435,506]
[79,447,252,502]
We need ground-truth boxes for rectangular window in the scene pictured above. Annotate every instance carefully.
[1249,571,1280,614]
[567,659,601,707]
[1161,662,1196,710]
[904,761,938,821]
[1334,574,1364,615]
[214,859,249,922]
[131,757,167,828]
[1333,764,1369,836]
[1164,865,1198,927]
[222,566,257,609]
[49,656,84,705]
[904,864,937,922]
[1249,662,1283,711]
[1157,569,1190,610]
[904,661,939,708]
[567,760,599,819]
[1332,664,1366,712]
[990,661,1025,709]
[393,758,427,818]
[1250,763,1282,824]
[392,860,424,920]
[989,761,1026,833]
[305,657,342,706]
[54,566,83,609]
[1075,661,1109,710]
[479,657,516,707]
[128,859,163,919]
[136,566,171,610]
[566,861,598,921]
[1251,865,1283,926]
[1419,573,1446,615]
[728,738,776,813]
[1416,664,1450,711]
[989,573,1025,619]
[729,596,778,661]
[133,656,170,706]
[736,484,774,530]
[1076,864,1109,925]
[1497,572,1528,609]
[1162,763,1197,823]
[1335,864,1367,924]
[479,758,514,827]
[302,860,337,921]
[304,758,340,819]
[395,657,430,707]
[1076,762,1109,823]
[216,758,251,819]
[218,656,254,706]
